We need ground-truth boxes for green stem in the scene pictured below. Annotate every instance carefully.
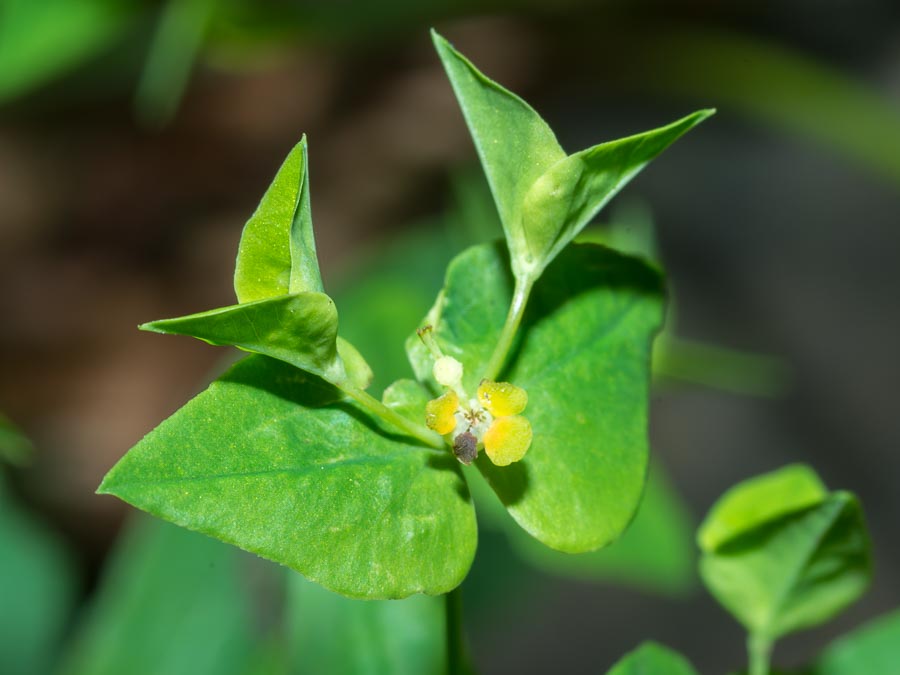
[338,384,445,450]
[445,586,466,675]
[482,276,534,382]
[748,633,772,675]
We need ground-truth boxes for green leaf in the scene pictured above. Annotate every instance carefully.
[0,413,32,465]
[519,109,714,277]
[698,464,827,552]
[0,474,75,675]
[699,465,871,640]
[58,517,257,675]
[98,355,476,599]
[607,641,699,675]
[812,608,900,675]
[407,242,664,552]
[0,0,130,102]
[233,137,323,303]
[286,572,445,674]
[431,31,566,278]
[432,30,711,282]
[382,379,430,423]
[140,292,346,383]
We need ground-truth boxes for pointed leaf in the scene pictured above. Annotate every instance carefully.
[407,243,664,552]
[699,466,872,640]
[140,292,344,382]
[98,356,476,599]
[234,137,323,302]
[286,573,445,674]
[432,30,566,277]
[607,641,699,675]
[520,109,714,276]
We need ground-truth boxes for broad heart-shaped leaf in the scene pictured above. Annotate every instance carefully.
[520,109,714,278]
[407,242,665,552]
[431,31,566,277]
[233,136,323,303]
[140,292,346,384]
[58,517,257,675]
[98,355,476,599]
[699,466,871,640]
[607,641,699,675]
[286,572,445,675]
[811,608,900,675]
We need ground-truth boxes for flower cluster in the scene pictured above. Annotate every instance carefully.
[418,331,532,466]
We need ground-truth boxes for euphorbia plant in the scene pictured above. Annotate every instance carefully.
[99,31,712,600]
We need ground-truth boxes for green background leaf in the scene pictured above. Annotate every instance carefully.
[698,463,827,552]
[286,573,446,674]
[233,137,323,303]
[59,517,258,675]
[699,466,871,640]
[606,641,699,675]
[140,292,344,382]
[99,355,476,599]
[0,474,75,675]
[408,242,665,553]
[811,608,900,675]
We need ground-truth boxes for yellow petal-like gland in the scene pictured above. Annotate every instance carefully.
[425,391,459,435]
[483,416,532,466]
[477,380,528,417]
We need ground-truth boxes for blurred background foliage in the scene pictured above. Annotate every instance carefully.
[0,0,898,673]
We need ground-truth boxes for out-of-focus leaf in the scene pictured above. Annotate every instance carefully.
[99,355,476,599]
[134,0,215,127]
[698,464,826,552]
[0,0,131,102]
[607,641,699,675]
[286,573,445,674]
[0,414,32,465]
[699,465,871,641]
[0,474,75,675]
[407,243,664,553]
[234,137,323,303]
[811,608,900,675]
[59,517,256,675]
[473,461,694,595]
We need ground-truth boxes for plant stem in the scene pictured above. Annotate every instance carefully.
[445,586,466,675]
[748,633,772,675]
[482,276,534,382]
[338,384,445,450]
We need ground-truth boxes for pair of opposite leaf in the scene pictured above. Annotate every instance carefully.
[102,30,712,598]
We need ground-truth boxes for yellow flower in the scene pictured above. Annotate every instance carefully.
[477,380,532,466]
[424,377,532,466]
